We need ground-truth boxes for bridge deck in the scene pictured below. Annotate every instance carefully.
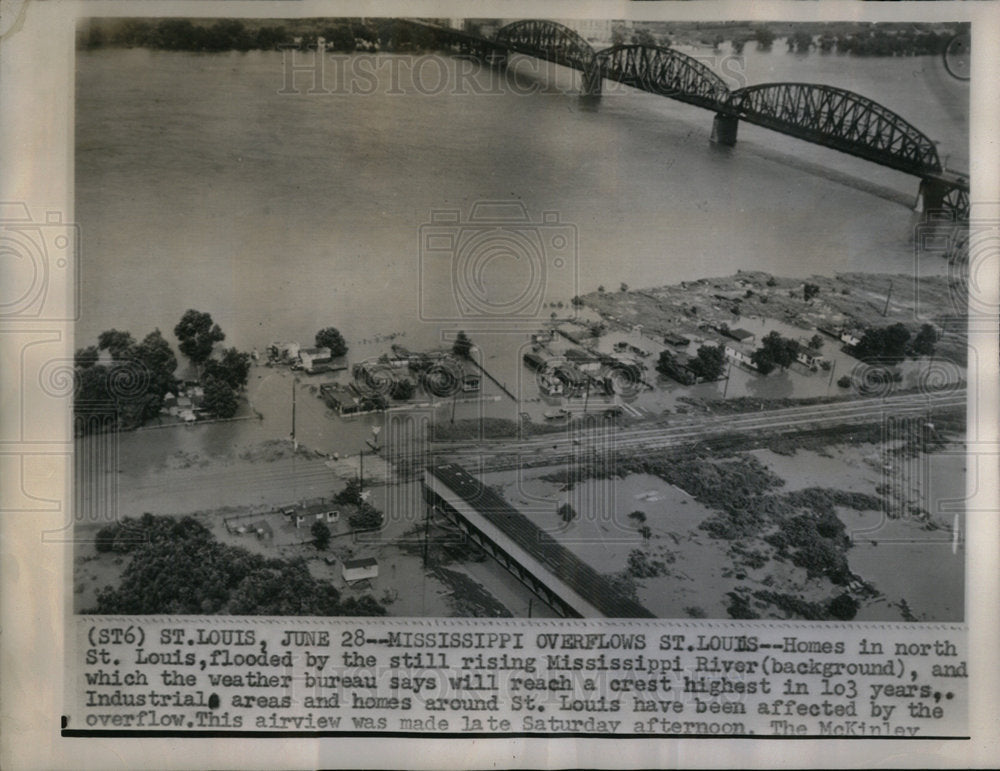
[425,463,655,618]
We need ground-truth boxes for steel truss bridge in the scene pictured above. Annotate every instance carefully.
[396,19,969,218]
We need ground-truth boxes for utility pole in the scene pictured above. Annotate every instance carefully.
[359,448,364,491]
[291,377,297,451]
[882,279,893,317]
[422,501,431,567]
[722,358,734,399]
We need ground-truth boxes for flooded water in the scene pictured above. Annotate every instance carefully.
[76,45,967,353]
[74,43,968,467]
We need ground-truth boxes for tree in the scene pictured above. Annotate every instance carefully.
[75,346,100,369]
[202,376,238,418]
[390,378,414,401]
[335,477,364,506]
[690,344,726,381]
[204,347,251,391]
[452,331,473,359]
[854,323,910,364]
[133,328,179,408]
[828,593,859,621]
[98,329,136,359]
[311,519,331,550]
[752,331,798,374]
[808,334,824,351]
[754,26,775,50]
[628,510,647,524]
[911,324,939,356]
[557,503,577,523]
[174,310,225,369]
[348,502,382,531]
[631,29,656,48]
[315,327,348,358]
[791,31,813,52]
[86,514,386,616]
[803,283,820,302]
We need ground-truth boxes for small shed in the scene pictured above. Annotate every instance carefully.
[342,557,379,584]
[727,328,756,343]
[300,346,333,373]
[462,373,481,392]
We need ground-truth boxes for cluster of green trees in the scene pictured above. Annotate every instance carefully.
[832,29,955,57]
[656,344,726,382]
[452,331,473,360]
[74,309,251,433]
[315,327,349,358]
[785,28,954,56]
[335,478,384,531]
[74,328,178,433]
[89,514,386,615]
[853,322,938,364]
[174,309,251,419]
[750,331,800,375]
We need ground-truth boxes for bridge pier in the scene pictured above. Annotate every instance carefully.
[710,113,739,146]
[581,64,602,98]
[914,177,950,215]
[484,49,507,69]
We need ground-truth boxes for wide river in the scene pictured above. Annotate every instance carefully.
[76,42,968,355]
[74,40,968,619]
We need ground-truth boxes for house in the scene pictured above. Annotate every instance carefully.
[254,521,273,540]
[658,351,699,385]
[163,392,177,408]
[179,409,197,423]
[663,332,691,347]
[321,383,385,415]
[795,340,824,370]
[565,349,602,374]
[270,341,301,361]
[462,373,481,392]
[299,346,332,373]
[554,363,588,391]
[723,327,755,344]
[523,352,546,371]
[190,386,205,407]
[840,330,863,348]
[818,325,861,348]
[724,342,756,369]
[538,371,564,396]
[342,557,379,584]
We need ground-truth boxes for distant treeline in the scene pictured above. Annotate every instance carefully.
[79,18,963,58]
[79,18,458,53]
[660,20,963,57]
[784,28,957,56]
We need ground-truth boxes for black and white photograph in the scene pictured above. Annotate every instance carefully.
[70,14,972,624]
[3,1,999,764]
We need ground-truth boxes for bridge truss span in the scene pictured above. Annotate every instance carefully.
[724,83,943,177]
[595,44,731,110]
[495,19,596,71]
